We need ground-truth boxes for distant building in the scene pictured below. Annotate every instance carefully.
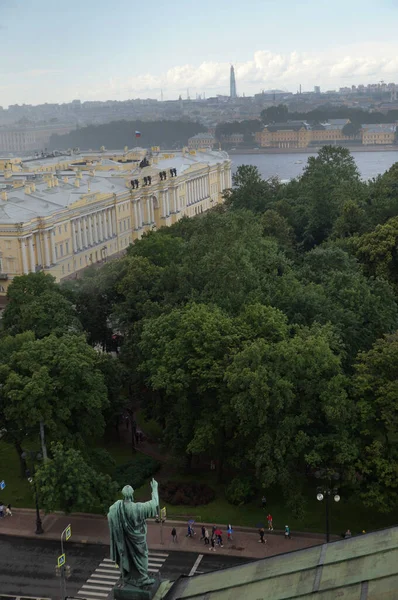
[255,121,310,148]
[221,133,244,145]
[362,124,396,145]
[0,124,73,153]
[230,65,237,99]
[314,86,321,94]
[188,133,215,150]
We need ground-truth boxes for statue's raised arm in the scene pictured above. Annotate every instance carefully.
[108,478,160,595]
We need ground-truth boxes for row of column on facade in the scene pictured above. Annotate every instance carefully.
[18,168,232,273]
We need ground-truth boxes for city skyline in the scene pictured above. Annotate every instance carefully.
[0,0,397,106]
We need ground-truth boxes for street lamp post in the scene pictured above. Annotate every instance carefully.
[315,469,340,543]
[21,450,44,535]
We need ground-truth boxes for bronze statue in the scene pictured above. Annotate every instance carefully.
[108,479,159,593]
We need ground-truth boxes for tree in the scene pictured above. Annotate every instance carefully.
[354,333,398,511]
[138,303,243,472]
[260,105,289,124]
[62,259,128,348]
[342,122,361,137]
[1,272,80,338]
[35,442,118,513]
[1,334,108,451]
[298,146,360,246]
[225,165,281,214]
[224,322,354,512]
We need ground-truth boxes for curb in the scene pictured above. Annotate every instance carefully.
[7,509,334,540]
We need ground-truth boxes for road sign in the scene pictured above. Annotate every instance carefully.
[65,525,72,540]
[160,507,167,520]
[0,480,5,490]
[58,553,66,567]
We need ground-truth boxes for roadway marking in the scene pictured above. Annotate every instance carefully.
[76,552,169,600]
[189,554,204,576]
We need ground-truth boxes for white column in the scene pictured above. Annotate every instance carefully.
[96,213,101,241]
[166,191,170,216]
[83,217,88,247]
[151,198,155,223]
[111,208,116,235]
[105,210,110,238]
[146,198,150,223]
[92,214,98,244]
[99,212,104,241]
[36,233,42,266]
[29,236,35,272]
[133,201,138,229]
[77,219,83,249]
[21,238,28,274]
[87,215,93,245]
[50,230,56,264]
[44,232,51,267]
[138,201,142,227]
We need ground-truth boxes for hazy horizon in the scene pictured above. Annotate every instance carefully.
[0,0,397,107]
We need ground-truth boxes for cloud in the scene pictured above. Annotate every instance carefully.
[75,45,398,101]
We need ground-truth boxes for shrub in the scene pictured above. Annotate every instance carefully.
[159,481,215,506]
[225,476,255,506]
[114,454,160,490]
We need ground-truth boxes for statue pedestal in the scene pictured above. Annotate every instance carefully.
[113,580,161,600]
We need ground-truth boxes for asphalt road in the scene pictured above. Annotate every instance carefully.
[0,535,252,600]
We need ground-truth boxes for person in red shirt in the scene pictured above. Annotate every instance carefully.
[267,513,273,531]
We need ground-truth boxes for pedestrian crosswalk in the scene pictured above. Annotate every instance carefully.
[76,552,169,600]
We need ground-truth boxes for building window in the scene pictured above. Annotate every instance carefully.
[62,265,64,274]
[68,263,70,272]
[55,246,58,259]
[60,244,64,257]
[80,257,82,266]
[64,224,67,232]
[66,241,69,253]
[0,258,3,272]
[58,226,62,234]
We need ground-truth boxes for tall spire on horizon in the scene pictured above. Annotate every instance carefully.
[230,65,237,99]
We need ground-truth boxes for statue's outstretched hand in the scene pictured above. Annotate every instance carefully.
[151,478,158,493]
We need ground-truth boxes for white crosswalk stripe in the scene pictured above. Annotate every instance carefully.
[76,552,169,600]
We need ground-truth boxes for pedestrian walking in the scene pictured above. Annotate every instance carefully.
[227,524,233,541]
[209,535,216,551]
[204,528,210,545]
[186,524,192,537]
[284,525,291,539]
[212,525,216,536]
[258,527,266,543]
[218,534,223,547]
[267,513,273,531]
[171,527,177,543]
[345,529,352,539]
[201,526,206,540]
[261,495,267,509]
[0,504,4,518]
[5,504,12,517]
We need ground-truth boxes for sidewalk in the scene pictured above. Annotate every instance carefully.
[0,509,329,559]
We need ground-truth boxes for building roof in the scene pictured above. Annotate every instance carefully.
[362,123,397,133]
[189,133,216,140]
[163,526,398,600]
[0,149,230,224]
[266,122,309,132]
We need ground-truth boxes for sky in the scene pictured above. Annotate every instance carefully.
[0,0,397,106]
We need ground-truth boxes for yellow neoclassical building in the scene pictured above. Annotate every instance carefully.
[0,147,231,303]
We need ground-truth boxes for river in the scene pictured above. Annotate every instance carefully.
[231,150,398,181]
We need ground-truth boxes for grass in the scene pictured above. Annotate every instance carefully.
[135,410,163,442]
[0,440,35,508]
[2,436,398,536]
[134,470,398,536]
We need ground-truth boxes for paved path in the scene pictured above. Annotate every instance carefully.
[0,509,327,560]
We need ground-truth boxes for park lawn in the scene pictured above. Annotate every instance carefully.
[134,470,398,536]
[0,440,35,508]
